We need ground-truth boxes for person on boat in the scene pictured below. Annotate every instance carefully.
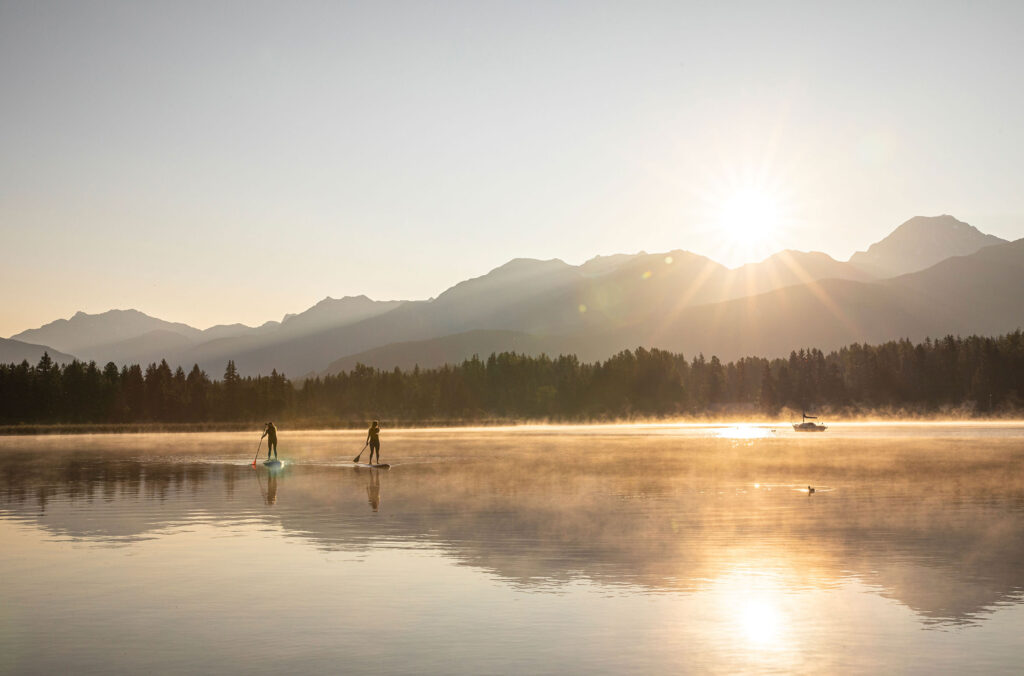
[261,421,278,459]
[365,420,381,465]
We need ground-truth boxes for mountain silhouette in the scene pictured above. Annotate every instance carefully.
[12,309,202,358]
[167,295,405,376]
[281,249,875,378]
[725,249,874,298]
[7,215,1019,375]
[322,329,554,375]
[318,237,1024,371]
[0,338,76,365]
[9,296,402,370]
[276,295,405,336]
[848,214,1006,277]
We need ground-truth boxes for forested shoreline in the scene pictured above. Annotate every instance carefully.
[1,332,1022,427]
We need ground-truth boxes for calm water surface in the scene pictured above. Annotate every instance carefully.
[1,424,1023,675]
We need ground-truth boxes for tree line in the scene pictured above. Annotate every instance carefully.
[0,356,290,425]
[1,331,1023,425]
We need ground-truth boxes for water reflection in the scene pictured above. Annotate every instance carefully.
[366,470,382,512]
[716,424,776,440]
[737,597,785,650]
[255,471,278,506]
[1,429,1023,632]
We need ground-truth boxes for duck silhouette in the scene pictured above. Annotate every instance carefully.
[807,486,815,494]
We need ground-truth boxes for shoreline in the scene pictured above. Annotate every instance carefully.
[4,416,1024,436]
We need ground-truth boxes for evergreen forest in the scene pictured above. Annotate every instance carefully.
[2,332,1023,426]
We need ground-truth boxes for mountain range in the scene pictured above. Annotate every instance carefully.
[7,215,1020,378]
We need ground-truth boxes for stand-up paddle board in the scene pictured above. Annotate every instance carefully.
[353,463,391,469]
[263,459,283,468]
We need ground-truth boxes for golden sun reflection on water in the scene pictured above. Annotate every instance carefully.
[738,598,787,650]
[716,424,775,440]
[714,569,796,661]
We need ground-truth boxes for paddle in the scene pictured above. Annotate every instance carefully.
[353,441,369,463]
[251,437,264,467]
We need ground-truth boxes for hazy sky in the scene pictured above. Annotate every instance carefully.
[3,1,1023,336]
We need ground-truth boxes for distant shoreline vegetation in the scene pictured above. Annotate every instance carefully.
[1,332,1022,430]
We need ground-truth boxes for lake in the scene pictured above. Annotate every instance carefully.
[1,424,1023,674]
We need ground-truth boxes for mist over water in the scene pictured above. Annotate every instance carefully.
[2,425,1023,674]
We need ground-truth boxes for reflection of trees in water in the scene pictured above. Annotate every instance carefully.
[2,459,185,509]
[224,464,238,499]
[1,435,1023,626]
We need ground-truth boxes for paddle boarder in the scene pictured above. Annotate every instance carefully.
[366,420,381,465]
[261,421,278,460]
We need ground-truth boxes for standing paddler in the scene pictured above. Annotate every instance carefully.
[365,420,381,465]
[261,421,278,460]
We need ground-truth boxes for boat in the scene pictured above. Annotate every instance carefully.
[792,412,827,432]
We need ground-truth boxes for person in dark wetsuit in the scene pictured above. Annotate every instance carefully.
[365,420,381,465]
[261,422,278,459]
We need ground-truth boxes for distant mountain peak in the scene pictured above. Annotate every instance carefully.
[579,253,641,276]
[433,257,578,308]
[493,257,569,272]
[848,215,1006,278]
[11,308,202,356]
[75,308,150,318]
[335,294,373,303]
[280,295,394,324]
[887,214,972,236]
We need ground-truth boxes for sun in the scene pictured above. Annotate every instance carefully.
[718,187,782,245]
[694,175,796,267]
[690,159,802,267]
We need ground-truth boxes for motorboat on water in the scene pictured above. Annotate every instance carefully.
[792,412,827,432]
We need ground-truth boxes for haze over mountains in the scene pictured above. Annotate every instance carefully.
[7,215,1020,377]
[0,338,75,366]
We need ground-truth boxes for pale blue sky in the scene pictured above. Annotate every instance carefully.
[2,1,1023,336]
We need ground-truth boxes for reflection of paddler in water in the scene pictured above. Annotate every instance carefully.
[254,468,279,505]
[366,471,381,512]
[266,474,278,505]
[365,420,381,465]
[261,422,278,460]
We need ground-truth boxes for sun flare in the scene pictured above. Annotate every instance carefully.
[718,187,782,243]
[695,170,798,267]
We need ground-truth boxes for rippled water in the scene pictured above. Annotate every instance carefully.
[2,424,1023,674]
